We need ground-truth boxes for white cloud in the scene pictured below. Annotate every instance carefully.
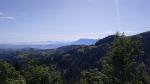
[0,12,15,20]
[0,16,15,20]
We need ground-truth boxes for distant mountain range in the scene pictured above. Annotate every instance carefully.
[0,31,150,84]
[0,38,97,49]
[52,31,150,83]
[70,39,97,45]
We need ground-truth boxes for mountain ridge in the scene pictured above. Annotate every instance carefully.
[52,31,150,83]
[0,31,150,84]
[0,38,97,49]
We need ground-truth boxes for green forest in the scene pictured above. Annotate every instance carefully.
[0,32,150,84]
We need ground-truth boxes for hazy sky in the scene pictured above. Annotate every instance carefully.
[0,0,150,43]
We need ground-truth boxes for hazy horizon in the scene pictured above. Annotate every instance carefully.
[0,0,150,44]
[0,31,146,45]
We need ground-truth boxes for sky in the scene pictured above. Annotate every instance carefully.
[0,0,150,44]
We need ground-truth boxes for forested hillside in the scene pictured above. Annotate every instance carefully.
[0,31,150,84]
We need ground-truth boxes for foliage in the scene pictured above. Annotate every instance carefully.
[0,60,26,84]
[0,31,150,84]
[23,60,63,84]
[79,69,110,84]
[79,33,150,84]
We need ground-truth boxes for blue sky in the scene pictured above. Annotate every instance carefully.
[0,0,150,43]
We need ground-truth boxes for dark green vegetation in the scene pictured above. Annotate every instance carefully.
[0,31,150,84]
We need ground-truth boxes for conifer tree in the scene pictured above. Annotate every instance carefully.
[79,33,150,84]
[101,33,149,84]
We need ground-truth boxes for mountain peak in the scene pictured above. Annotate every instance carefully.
[71,38,97,45]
